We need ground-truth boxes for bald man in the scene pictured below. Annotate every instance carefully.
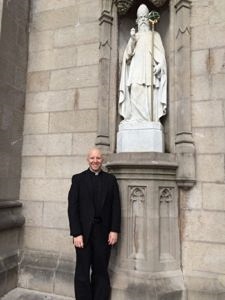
[68,148,121,300]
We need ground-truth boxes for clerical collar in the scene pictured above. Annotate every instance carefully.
[88,168,102,176]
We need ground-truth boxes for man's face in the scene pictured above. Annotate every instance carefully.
[87,149,103,172]
[137,15,149,31]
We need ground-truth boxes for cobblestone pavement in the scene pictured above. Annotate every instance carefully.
[1,288,74,300]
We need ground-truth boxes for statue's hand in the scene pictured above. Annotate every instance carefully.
[130,28,136,39]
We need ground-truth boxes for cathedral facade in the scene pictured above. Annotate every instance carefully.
[0,0,225,299]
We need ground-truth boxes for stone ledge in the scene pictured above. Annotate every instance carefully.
[1,287,74,300]
[18,250,75,298]
[105,152,178,169]
[0,200,22,209]
[0,200,25,231]
[0,253,18,297]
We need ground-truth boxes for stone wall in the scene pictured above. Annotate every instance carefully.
[180,0,225,299]
[0,0,29,296]
[16,0,225,299]
[18,0,100,297]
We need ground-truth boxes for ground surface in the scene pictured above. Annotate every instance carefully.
[0,288,73,300]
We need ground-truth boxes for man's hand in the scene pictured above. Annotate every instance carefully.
[73,235,84,248]
[108,232,118,246]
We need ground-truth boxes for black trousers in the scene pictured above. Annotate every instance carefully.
[75,224,111,300]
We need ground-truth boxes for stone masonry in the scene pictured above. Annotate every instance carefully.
[18,0,100,297]
[0,0,225,299]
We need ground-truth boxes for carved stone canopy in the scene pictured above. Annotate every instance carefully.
[114,0,168,15]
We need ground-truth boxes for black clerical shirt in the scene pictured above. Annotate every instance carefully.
[87,168,102,219]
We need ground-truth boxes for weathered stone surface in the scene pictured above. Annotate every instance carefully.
[49,110,97,133]
[0,229,20,255]
[54,258,75,297]
[77,43,99,66]
[0,0,29,296]
[196,155,224,182]
[49,65,98,90]
[192,25,210,50]
[31,7,78,32]
[212,74,225,99]
[22,227,73,257]
[191,1,210,27]
[0,205,24,232]
[21,157,46,178]
[192,101,224,127]
[32,0,76,14]
[19,266,54,293]
[28,47,77,72]
[181,183,202,210]
[183,241,225,274]
[25,90,75,113]
[20,179,70,202]
[22,200,43,227]
[47,134,73,156]
[0,254,18,297]
[29,30,54,52]
[2,288,73,300]
[22,135,48,156]
[2,287,73,300]
[23,113,49,134]
[54,23,99,48]
[203,183,225,211]
[193,128,225,153]
[72,132,96,155]
[191,50,210,77]
[77,87,98,109]
[78,1,100,24]
[187,291,219,300]
[191,75,211,101]
[27,71,50,92]
[46,156,86,178]
[210,48,225,74]
[43,202,68,229]
[185,210,225,243]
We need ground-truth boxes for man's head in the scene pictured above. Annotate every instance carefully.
[87,148,103,173]
[136,4,150,31]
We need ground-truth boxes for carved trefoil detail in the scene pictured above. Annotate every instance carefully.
[128,186,146,260]
[159,187,176,262]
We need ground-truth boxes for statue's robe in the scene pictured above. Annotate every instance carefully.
[119,30,167,122]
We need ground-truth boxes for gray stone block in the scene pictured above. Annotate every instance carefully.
[20,266,54,294]
[1,287,74,300]
[158,291,183,300]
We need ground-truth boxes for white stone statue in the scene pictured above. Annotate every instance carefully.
[119,4,167,123]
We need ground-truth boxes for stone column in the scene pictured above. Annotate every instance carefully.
[0,0,29,296]
[96,1,114,151]
[0,0,3,34]
[174,0,196,189]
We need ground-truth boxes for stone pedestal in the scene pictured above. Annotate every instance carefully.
[105,153,184,300]
[117,122,164,153]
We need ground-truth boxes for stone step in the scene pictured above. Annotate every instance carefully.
[0,288,74,300]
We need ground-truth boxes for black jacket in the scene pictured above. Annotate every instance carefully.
[68,169,121,243]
